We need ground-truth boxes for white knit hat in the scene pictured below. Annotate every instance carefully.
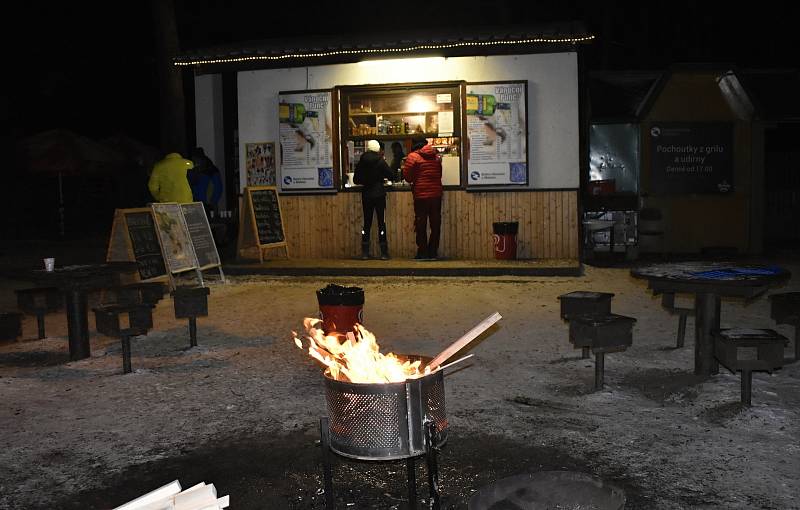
[366,140,381,153]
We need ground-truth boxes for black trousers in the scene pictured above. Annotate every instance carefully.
[413,197,442,257]
[362,195,386,241]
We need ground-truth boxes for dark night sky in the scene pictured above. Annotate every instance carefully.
[10,1,798,148]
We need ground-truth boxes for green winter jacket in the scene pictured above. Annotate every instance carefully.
[148,153,194,203]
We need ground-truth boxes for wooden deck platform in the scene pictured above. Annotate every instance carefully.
[224,258,582,277]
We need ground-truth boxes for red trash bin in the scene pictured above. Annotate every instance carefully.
[316,284,364,336]
[492,222,518,260]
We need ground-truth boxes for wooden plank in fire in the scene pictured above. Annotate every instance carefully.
[427,312,502,371]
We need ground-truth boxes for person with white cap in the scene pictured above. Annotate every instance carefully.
[354,140,394,259]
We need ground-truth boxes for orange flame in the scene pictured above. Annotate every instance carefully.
[292,318,425,383]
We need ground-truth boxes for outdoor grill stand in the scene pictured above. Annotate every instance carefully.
[319,417,441,510]
[171,286,210,348]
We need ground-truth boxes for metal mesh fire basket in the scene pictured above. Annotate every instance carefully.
[324,355,448,460]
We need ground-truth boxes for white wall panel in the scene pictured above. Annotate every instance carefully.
[226,53,579,191]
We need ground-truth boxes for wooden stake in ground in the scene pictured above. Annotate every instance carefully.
[426,312,502,371]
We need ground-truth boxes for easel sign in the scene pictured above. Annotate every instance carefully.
[106,208,169,284]
[237,186,289,263]
[151,203,202,288]
[180,202,226,283]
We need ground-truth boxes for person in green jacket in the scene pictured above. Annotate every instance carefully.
[147,152,194,203]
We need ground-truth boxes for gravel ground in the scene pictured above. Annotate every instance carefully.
[0,263,798,509]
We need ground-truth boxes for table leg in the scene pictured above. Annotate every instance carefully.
[65,288,90,361]
[694,293,720,376]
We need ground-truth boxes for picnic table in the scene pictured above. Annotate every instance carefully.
[631,262,791,376]
[26,262,139,360]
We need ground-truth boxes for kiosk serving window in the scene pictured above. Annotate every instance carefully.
[339,82,463,189]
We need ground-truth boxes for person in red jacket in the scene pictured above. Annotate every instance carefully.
[403,137,443,260]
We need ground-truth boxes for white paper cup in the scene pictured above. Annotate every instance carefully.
[44,258,55,272]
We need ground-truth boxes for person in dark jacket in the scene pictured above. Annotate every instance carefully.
[389,141,405,182]
[403,137,443,260]
[354,140,394,259]
[188,147,223,213]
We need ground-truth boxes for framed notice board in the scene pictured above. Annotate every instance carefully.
[181,202,221,269]
[278,89,336,192]
[181,202,225,282]
[464,80,529,189]
[106,208,168,282]
[151,203,199,275]
[237,186,289,262]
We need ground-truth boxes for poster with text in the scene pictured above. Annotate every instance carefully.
[245,142,276,186]
[150,203,198,274]
[466,81,528,187]
[649,123,733,194]
[278,90,334,191]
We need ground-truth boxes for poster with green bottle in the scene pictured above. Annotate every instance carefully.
[278,90,334,191]
[465,81,528,187]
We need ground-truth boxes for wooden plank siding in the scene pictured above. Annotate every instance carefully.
[275,190,579,260]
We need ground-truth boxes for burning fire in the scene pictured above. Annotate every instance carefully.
[292,318,425,383]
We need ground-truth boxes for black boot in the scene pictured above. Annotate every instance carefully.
[360,230,370,260]
[378,225,389,260]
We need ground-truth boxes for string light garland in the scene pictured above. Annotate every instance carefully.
[174,34,595,67]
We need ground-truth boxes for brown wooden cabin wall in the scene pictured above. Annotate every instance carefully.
[266,190,578,260]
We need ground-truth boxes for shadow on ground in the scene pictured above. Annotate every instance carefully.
[41,430,648,509]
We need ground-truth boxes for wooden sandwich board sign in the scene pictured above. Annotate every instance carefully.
[150,202,203,289]
[180,202,225,283]
[237,186,289,263]
[106,208,169,284]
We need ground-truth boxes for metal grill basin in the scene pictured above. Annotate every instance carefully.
[324,355,448,460]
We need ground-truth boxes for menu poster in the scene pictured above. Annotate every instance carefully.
[465,81,528,187]
[181,203,221,269]
[151,203,198,274]
[124,211,167,280]
[246,142,276,186]
[249,188,285,245]
[278,90,334,191]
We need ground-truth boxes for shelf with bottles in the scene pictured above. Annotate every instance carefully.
[348,116,378,136]
[430,136,460,157]
[347,112,447,137]
[348,133,441,141]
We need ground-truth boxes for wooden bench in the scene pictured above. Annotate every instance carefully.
[14,287,63,339]
[660,292,695,348]
[93,304,155,374]
[171,286,211,348]
[558,291,614,359]
[569,313,636,390]
[769,292,800,362]
[713,328,786,406]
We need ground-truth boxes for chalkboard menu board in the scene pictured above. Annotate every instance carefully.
[181,202,221,269]
[124,211,167,280]
[250,188,285,245]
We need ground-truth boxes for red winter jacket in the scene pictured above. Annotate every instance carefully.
[402,145,442,199]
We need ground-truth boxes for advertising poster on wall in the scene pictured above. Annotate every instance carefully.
[278,90,334,192]
[465,81,528,187]
[649,123,733,194]
[245,142,276,186]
